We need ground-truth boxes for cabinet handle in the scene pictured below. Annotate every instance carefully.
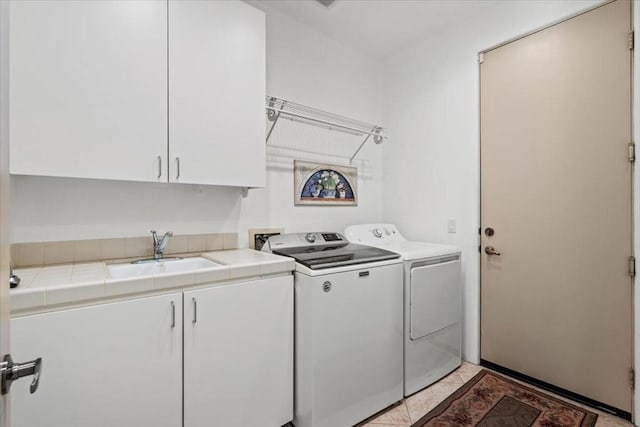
[157,155,162,179]
[170,301,175,328]
[192,297,197,324]
[176,157,180,180]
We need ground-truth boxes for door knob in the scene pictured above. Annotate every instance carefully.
[1,354,42,394]
[485,246,501,256]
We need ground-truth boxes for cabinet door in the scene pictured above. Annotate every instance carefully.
[168,0,266,187]
[184,276,293,427]
[10,293,183,427]
[10,0,167,182]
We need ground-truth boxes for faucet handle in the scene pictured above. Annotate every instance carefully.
[150,230,159,247]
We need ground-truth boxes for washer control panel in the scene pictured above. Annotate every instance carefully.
[263,232,346,251]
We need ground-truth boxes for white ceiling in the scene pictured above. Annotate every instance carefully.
[252,0,501,59]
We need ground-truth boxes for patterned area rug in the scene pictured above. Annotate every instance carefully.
[412,370,597,427]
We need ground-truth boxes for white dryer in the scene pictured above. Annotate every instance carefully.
[344,224,462,396]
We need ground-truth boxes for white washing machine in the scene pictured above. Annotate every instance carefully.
[262,232,404,427]
[344,224,462,396]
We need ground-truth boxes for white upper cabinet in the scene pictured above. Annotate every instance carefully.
[10,0,168,182]
[10,0,266,187]
[168,0,266,187]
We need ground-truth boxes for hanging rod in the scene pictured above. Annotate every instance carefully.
[265,96,386,164]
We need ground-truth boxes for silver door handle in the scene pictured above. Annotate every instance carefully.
[176,157,180,180]
[157,155,162,179]
[1,354,42,395]
[192,297,197,324]
[485,246,501,256]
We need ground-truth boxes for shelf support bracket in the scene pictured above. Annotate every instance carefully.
[266,97,284,144]
[349,133,372,165]
[350,127,382,164]
[266,111,280,144]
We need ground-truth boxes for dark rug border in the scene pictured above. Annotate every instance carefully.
[411,369,598,427]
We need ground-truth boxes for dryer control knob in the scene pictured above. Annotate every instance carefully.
[305,233,317,243]
[373,229,383,238]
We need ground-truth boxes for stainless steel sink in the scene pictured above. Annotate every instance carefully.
[108,257,222,279]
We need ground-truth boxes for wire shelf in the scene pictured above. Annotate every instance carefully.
[265,96,386,164]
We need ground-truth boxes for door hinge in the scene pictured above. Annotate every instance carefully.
[630,368,635,389]
[478,52,484,64]
[629,31,634,50]
[629,142,636,162]
[629,256,636,277]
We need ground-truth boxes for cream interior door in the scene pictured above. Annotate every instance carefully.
[480,0,632,415]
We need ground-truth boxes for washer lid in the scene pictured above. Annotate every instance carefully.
[272,242,399,269]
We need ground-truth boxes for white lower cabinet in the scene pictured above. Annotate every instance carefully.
[10,275,293,427]
[183,276,293,427]
[10,293,183,427]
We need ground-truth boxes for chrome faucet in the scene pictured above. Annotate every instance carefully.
[151,230,173,260]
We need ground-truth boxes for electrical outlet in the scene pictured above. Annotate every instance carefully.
[447,219,457,234]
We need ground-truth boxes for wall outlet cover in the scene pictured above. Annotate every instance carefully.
[249,228,285,251]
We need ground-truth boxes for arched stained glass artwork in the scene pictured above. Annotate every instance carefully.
[294,161,357,206]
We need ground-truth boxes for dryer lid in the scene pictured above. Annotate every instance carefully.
[344,224,460,260]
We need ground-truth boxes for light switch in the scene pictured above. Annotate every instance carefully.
[447,219,457,234]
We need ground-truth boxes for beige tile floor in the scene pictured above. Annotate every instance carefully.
[360,362,635,427]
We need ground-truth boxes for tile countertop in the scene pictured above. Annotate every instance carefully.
[10,249,295,315]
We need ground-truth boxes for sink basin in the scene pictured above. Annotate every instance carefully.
[108,257,222,279]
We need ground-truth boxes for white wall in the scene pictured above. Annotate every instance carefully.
[238,2,384,246]
[10,2,385,246]
[381,0,602,368]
